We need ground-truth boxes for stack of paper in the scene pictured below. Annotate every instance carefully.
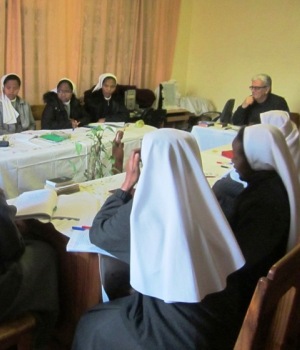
[66,230,115,256]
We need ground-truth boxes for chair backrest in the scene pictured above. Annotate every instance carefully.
[100,255,133,300]
[112,130,124,174]
[0,312,36,350]
[31,104,45,130]
[219,98,235,124]
[234,243,300,350]
[142,108,167,128]
[289,112,300,130]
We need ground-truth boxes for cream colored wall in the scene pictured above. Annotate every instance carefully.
[172,0,300,113]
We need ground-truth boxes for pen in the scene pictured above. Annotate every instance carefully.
[72,226,85,231]
[72,225,92,231]
[217,161,231,165]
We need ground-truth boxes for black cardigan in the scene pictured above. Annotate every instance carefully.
[41,91,89,129]
[83,88,130,123]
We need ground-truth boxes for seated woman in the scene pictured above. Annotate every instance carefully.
[41,78,89,130]
[0,188,59,349]
[260,110,300,179]
[213,110,300,219]
[83,73,130,123]
[72,126,300,349]
[0,73,36,135]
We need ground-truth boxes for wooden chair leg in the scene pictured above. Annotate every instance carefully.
[0,313,36,350]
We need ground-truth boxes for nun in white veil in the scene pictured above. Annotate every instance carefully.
[260,110,300,181]
[83,73,129,123]
[130,128,245,303]
[72,129,246,350]
[1,74,19,126]
[243,123,300,251]
[92,73,117,93]
[0,73,35,134]
[212,110,300,219]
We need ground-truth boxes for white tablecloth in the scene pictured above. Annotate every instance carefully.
[0,124,156,198]
[191,124,238,151]
[200,144,233,187]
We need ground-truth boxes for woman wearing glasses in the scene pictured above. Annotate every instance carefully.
[41,78,89,130]
[232,73,289,126]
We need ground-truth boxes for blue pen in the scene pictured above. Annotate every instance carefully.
[72,226,85,231]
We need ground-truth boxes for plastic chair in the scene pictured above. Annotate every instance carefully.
[0,312,36,350]
[234,243,300,350]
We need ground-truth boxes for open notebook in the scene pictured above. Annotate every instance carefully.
[8,189,100,221]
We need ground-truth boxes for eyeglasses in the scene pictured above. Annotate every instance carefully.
[249,86,267,91]
[57,90,72,94]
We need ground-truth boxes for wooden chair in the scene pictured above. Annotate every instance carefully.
[99,255,133,300]
[289,112,300,130]
[234,243,300,350]
[112,130,124,175]
[0,312,36,350]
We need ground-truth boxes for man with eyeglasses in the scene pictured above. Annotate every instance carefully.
[232,74,289,126]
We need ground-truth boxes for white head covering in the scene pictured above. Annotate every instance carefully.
[130,129,245,303]
[260,110,300,181]
[92,73,117,93]
[244,124,300,251]
[0,73,20,124]
[52,77,77,96]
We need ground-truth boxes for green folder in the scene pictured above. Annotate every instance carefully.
[40,133,70,142]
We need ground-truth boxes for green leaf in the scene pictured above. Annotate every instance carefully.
[75,142,83,155]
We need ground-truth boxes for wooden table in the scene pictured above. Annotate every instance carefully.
[27,219,101,349]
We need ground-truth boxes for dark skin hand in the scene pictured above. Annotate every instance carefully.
[71,119,81,129]
[112,130,124,174]
[121,148,141,195]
